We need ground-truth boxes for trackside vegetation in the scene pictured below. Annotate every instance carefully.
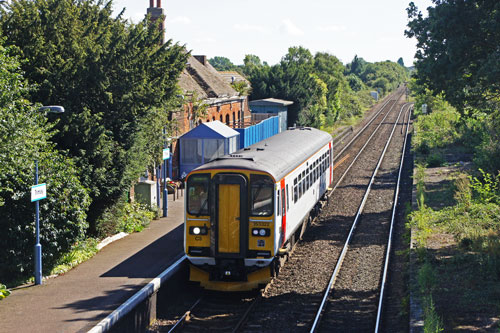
[210,49,409,130]
[407,1,499,329]
[0,0,187,288]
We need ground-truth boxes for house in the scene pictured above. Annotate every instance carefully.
[147,1,251,179]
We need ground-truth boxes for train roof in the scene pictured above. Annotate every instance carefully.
[192,127,332,181]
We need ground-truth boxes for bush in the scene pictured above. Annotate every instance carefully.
[97,200,155,236]
[426,153,444,167]
[0,42,90,284]
[413,107,460,152]
[50,238,99,276]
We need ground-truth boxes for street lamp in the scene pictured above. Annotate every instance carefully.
[32,105,64,285]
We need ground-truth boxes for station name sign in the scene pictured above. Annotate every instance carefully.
[31,184,47,202]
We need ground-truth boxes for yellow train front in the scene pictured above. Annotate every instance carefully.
[184,127,333,291]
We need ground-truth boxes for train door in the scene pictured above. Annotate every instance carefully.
[211,174,248,257]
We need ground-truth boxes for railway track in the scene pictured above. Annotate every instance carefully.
[310,102,412,332]
[165,291,261,333]
[150,88,412,332]
[238,88,411,331]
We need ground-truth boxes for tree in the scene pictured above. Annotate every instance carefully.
[397,57,405,67]
[209,56,237,71]
[406,0,500,112]
[0,41,90,282]
[1,0,188,234]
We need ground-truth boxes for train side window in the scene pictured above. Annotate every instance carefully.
[282,188,286,215]
[250,175,274,216]
[187,174,210,216]
[277,189,280,216]
[293,178,298,203]
[286,185,289,210]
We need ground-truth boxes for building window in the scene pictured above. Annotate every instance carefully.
[232,112,235,126]
[212,116,216,121]
[225,114,230,125]
[220,115,223,122]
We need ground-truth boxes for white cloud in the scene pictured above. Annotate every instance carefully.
[280,18,304,36]
[233,23,267,33]
[317,25,347,32]
[171,16,192,24]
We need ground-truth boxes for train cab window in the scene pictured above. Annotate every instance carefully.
[187,174,210,216]
[250,175,274,216]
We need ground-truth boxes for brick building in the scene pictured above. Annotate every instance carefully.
[147,1,251,179]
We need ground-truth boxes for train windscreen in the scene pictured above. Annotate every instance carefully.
[250,174,273,216]
[187,174,210,216]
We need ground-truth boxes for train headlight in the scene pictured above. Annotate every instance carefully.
[252,228,270,237]
[190,226,208,235]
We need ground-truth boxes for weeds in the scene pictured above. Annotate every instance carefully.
[0,283,10,300]
[422,295,444,333]
[50,238,99,276]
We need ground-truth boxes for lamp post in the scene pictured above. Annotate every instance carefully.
[32,105,64,285]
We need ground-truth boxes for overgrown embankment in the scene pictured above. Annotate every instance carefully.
[409,98,500,331]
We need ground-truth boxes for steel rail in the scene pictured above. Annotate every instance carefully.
[168,297,203,333]
[330,94,401,194]
[332,89,403,163]
[374,104,413,332]
[310,101,408,333]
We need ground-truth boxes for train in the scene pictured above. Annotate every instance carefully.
[184,127,334,291]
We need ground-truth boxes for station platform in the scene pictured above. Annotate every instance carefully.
[0,194,185,333]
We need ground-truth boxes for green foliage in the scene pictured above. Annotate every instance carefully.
[116,202,154,233]
[231,80,251,96]
[426,153,444,168]
[397,57,405,67]
[208,56,238,71]
[1,0,188,235]
[0,283,10,300]
[97,200,154,236]
[0,41,90,283]
[422,296,444,333]
[243,47,385,128]
[469,169,500,205]
[418,261,437,294]
[50,238,99,276]
[355,60,408,95]
[406,0,500,112]
[470,111,500,174]
[413,105,460,152]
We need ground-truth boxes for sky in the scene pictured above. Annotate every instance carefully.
[112,0,434,67]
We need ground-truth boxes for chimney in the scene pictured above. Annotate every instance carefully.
[194,55,208,66]
[147,0,165,43]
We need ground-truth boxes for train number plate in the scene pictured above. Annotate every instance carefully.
[257,240,265,247]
